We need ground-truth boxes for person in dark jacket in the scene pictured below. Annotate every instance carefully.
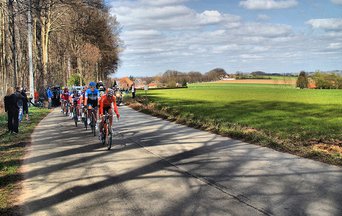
[4,87,19,133]
[21,88,29,121]
[131,83,136,99]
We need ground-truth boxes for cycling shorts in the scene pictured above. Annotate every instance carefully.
[102,106,112,115]
[87,99,98,108]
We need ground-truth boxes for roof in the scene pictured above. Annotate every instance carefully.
[119,77,134,86]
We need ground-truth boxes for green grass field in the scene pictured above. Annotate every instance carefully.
[240,75,297,81]
[260,75,297,80]
[0,107,50,214]
[132,83,342,165]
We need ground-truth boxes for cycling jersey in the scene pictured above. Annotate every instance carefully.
[99,94,119,115]
[70,92,81,105]
[85,88,99,107]
[61,91,70,100]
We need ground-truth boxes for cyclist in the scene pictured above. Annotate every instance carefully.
[96,80,105,90]
[80,86,88,119]
[69,89,81,120]
[99,89,120,138]
[99,86,106,97]
[61,87,70,114]
[60,87,64,112]
[84,82,100,129]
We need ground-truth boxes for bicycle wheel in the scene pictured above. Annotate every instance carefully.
[65,104,69,116]
[101,129,106,145]
[106,125,113,150]
[73,110,78,127]
[91,111,96,136]
[107,132,112,150]
[84,116,88,130]
[83,109,88,130]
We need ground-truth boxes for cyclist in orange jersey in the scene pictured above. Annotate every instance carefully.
[99,89,120,135]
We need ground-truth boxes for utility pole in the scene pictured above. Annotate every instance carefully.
[28,0,34,100]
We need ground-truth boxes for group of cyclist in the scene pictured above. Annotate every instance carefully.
[59,81,120,138]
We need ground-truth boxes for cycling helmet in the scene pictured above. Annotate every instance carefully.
[89,82,96,87]
[107,89,114,97]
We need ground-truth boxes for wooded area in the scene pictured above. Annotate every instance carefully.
[0,0,121,101]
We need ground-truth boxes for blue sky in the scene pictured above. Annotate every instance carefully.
[107,0,342,77]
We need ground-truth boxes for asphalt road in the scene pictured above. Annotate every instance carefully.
[20,106,342,216]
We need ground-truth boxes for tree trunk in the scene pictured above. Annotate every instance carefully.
[77,57,83,86]
[96,62,98,82]
[2,1,9,93]
[67,56,71,85]
[36,13,45,93]
[28,0,34,99]
[8,0,17,87]
[0,3,4,96]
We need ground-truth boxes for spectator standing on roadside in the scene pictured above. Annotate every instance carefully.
[21,88,30,121]
[4,87,19,134]
[14,87,24,122]
[47,86,53,109]
[34,90,39,104]
[131,83,136,99]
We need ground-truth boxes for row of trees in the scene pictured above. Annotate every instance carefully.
[0,0,121,100]
[142,68,227,88]
[296,71,342,89]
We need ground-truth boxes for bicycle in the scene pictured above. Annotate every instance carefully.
[101,113,112,150]
[89,107,97,136]
[64,101,69,116]
[72,102,78,127]
[82,106,88,130]
[30,97,44,108]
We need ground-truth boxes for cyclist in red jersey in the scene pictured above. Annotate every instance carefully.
[60,87,70,114]
[99,89,120,135]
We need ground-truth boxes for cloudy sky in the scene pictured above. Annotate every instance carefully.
[107,0,342,77]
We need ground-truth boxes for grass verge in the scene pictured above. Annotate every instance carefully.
[125,95,342,167]
[0,107,50,215]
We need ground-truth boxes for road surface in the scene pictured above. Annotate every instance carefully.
[20,106,342,215]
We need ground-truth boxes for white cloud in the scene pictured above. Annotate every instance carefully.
[240,0,298,10]
[234,23,293,38]
[307,18,342,31]
[139,0,189,6]
[240,54,263,59]
[122,30,162,39]
[331,0,342,5]
[328,43,342,49]
[198,10,223,25]
[112,4,241,31]
[212,44,240,53]
[257,14,271,21]
[109,0,342,76]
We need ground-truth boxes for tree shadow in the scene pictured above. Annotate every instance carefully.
[19,107,342,215]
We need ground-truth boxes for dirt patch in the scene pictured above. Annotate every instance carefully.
[313,144,342,156]
[216,79,296,85]
[243,128,258,133]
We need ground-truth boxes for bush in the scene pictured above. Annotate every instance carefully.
[296,71,308,89]
[67,74,85,86]
[312,72,342,89]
